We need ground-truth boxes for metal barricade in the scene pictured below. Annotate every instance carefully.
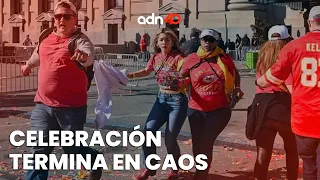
[14,46,36,58]
[226,50,237,62]
[96,53,156,88]
[0,51,157,93]
[227,49,247,70]
[94,47,103,54]
[136,51,154,62]
[0,56,39,93]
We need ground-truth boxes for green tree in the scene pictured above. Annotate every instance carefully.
[250,17,272,46]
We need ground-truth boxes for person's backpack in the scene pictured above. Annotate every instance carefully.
[37,27,94,91]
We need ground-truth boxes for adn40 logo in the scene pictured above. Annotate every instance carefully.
[137,13,181,25]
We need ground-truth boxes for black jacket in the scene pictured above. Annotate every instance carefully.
[246,92,291,140]
[180,38,200,56]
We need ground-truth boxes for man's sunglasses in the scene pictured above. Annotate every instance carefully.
[54,14,74,21]
[201,36,216,43]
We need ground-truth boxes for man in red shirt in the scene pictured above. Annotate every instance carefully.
[140,33,147,52]
[256,6,320,179]
[21,1,101,179]
[139,33,148,61]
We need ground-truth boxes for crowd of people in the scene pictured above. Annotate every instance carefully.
[19,0,320,179]
[179,31,258,61]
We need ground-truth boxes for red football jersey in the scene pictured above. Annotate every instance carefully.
[265,32,320,138]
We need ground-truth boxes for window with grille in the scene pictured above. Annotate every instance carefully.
[12,27,20,43]
[116,0,123,8]
[108,24,118,44]
[14,0,23,14]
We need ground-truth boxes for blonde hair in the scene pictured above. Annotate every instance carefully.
[256,39,289,75]
[152,28,180,53]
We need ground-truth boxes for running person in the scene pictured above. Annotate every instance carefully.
[127,28,188,180]
[180,29,243,180]
[252,25,298,180]
[256,6,320,179]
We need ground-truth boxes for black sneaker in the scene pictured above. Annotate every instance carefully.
[89,167,102,180]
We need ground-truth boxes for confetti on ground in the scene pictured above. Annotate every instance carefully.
[77,169,90,179]
[182,139,192,145]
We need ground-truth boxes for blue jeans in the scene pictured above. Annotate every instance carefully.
[296,135,320,180]
[188,107,231,180]
[25,103,100,180]
[143,92,188,169]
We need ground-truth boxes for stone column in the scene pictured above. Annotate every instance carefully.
[24,0,30,26]
[0,0,3,27]
[124,0,131,21]
[226,0,266,45]
[87,0,93,25]
[228,0,265,11]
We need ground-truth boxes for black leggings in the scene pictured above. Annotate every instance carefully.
[188,107,231,180]
[254,119,299,180]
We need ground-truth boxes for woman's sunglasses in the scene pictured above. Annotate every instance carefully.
[201,36,216,43]
[54,14,74,21]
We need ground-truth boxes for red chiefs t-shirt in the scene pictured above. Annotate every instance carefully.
[181,53,236,112]
[140,38,147,52]
[34,33,88,107]
[145,51,185,91]
[265,32,320,138]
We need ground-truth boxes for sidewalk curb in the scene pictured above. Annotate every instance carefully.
[84,118,285,154]
[21,113,285,154]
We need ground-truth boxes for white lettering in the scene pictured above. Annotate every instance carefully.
[307,43,311,51]
[92,154,108,170]
[137,13,164,25]
[35,154,48,170]
[9,154,22,169]
[9,131,25,147]
[26,131,37,147]
[162,154,178,170]
[114,154,124,170]
[23,154,34,170]
[312,43,316,51]
[49,131,60,147]
[195,154,208,170]
[145,154,161,170]
[60,131,74,146]
[38,131,48,146]
[49,154,68,170]
[89,131,105,146]
[125,154,140,170]
[105,131,121,147]
[75,131,89,146]
[178,154,194,171]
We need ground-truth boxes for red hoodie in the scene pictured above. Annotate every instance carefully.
[140,35,147,52]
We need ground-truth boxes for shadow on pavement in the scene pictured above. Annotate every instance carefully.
[167,167,293,180]
[0,109,27,118]
[0,93,35,108]
[207,168,292,180]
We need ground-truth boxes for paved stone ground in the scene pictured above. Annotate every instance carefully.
[0,72,300,180]
[0,75,287,151]
[0,124,303,180]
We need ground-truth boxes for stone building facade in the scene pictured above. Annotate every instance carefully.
[0,0,318,53]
